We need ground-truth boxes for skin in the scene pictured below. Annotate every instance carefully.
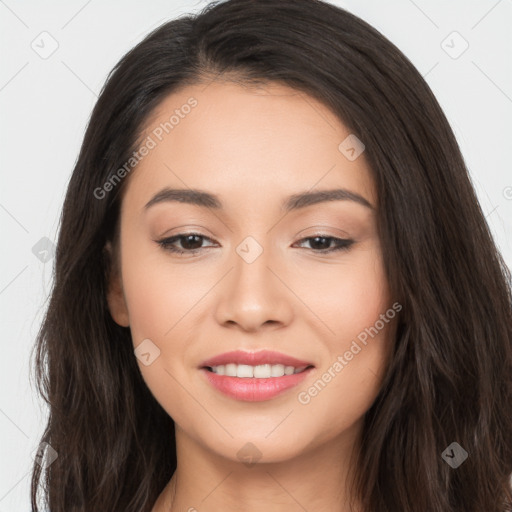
[106,80,397,512]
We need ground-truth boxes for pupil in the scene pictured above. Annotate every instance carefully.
[183,235,202,250]
[311,236,330,250]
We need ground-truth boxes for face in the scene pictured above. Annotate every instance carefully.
[106,80,396,464]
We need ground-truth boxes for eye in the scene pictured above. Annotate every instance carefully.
[156,233,217,255]
[293,235,354,253]
[156,232,354,256]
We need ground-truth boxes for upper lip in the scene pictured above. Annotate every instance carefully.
[200,350,315,368]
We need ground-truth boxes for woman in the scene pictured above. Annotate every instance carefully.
[30,0,512,510]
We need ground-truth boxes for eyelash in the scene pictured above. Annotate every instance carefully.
[156,232,354,256]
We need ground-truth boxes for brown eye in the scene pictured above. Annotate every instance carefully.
[156,233,216,255]
[294,236,354,253]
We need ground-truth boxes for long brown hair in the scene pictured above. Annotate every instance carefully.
[30,0,512,510]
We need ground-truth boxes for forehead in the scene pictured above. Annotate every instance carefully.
[122,80,376,213]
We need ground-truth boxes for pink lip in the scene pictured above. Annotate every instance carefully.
[200,366,315,402]
[200,350,314,368]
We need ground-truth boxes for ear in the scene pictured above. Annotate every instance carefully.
[104,241,130,327]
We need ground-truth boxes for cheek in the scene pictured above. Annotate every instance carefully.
[292,245,393,434]
[308,243,391,342]
[294,328,392,449]
[121,260,196,427]
[123,268,173,344]
[292,332,393,454]
[118,236,211,422]
[120,231,205,342]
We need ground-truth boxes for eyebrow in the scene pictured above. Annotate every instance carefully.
[144,187,374,212]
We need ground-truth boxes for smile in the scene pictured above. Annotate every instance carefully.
[200,365,315,402]
[207,363,310,378]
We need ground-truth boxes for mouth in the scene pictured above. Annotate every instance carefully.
[202,363,314,377]
[199,349,315,371]
[199,350,316,401]
[199,350,316,402]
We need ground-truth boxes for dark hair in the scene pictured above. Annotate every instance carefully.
[30,0,512,510]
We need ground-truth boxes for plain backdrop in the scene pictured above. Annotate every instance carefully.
[1,0,511,510]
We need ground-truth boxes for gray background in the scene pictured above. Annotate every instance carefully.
[1,0,511,509]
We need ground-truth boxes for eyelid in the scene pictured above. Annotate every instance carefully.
[295,225,351,238]
[157,224,217,239]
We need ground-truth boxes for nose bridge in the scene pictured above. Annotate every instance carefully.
[214,234,292,330]
[236,233,270,277]
[231,234,276,299]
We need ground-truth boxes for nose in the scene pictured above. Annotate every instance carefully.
[213,240,294,333]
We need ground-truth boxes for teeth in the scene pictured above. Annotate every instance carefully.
[209,363,308,378]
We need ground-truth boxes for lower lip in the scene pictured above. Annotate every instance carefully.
[200,367,314,402]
